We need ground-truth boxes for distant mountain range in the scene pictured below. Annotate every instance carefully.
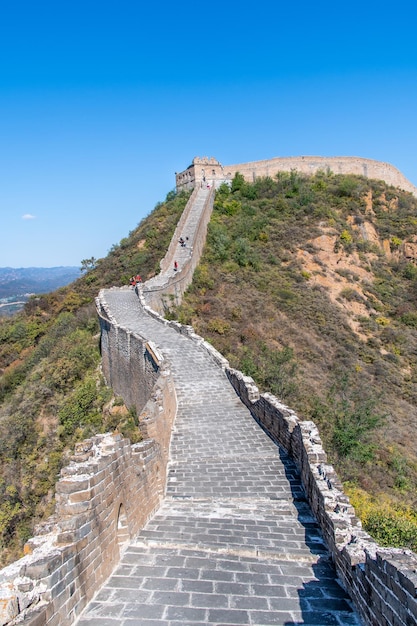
[0,266,80,315]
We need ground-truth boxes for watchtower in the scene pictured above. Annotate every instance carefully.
[176,156,224,191]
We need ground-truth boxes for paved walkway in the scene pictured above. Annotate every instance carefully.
[144,186,211,290]
[76,287,362,625]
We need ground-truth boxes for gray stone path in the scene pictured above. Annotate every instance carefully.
[145,187,210,289]
[75,288,362,626]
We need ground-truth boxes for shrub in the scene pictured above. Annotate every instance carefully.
[231,172,245,193]
[347,486,417,551]
[375,316,390,327]
[336,176,360,197]
[403,263,417,280]
[339,287,364,303]
[400,311,417,327]
[311,374,384,463]
[340,229,353,245]
[58,376,100,438]
[207,318,230,335]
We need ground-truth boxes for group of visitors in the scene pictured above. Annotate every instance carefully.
[174,235,191,271]
[129,274,142,288]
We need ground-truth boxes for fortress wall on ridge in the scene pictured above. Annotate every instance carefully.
[142,186,215,315]
[176,155,417,197]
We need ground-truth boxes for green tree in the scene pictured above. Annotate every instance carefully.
[80,257,97,272]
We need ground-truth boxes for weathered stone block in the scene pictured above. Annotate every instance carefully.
[0,583,19,625]
[68,489,93,504]
[58,500,93,515]
[23,553,62,580]
[18,605,48,626]
[56,477,91,495]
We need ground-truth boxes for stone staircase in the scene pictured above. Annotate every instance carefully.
[144,186,211,292]
[75,187,362,625]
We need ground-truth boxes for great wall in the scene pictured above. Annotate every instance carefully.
[176,155,417,197]
[1,156,417,625]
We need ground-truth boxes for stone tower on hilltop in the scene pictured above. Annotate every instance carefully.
[175,157,224,190]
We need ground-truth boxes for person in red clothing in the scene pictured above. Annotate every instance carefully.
[174,261,178,271]
[135,274,142,283]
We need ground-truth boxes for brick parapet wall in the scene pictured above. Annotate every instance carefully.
[223,366,417,626]
[0,434,165,625]
[95,286,176,492]
[96,288,169,415]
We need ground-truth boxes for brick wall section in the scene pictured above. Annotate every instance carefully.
[0,303,176,625]
[0,435,165,625]
[176,155,417,197]
[96,289,168,415]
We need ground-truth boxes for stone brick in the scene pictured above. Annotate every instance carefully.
[58,500,92,515]
[56,478,91,494]
[18,605,48,626]
[68,489,93,503]
[23,554,63,579]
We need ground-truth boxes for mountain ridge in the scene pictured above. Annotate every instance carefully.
[0,266,80,315]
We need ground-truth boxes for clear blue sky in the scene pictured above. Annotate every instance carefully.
[1,0,416,267]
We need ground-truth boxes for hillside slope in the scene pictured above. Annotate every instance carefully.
[172,171,417,548]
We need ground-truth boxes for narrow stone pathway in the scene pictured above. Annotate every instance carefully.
[145,186,211,289]
[75,288,362,625]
